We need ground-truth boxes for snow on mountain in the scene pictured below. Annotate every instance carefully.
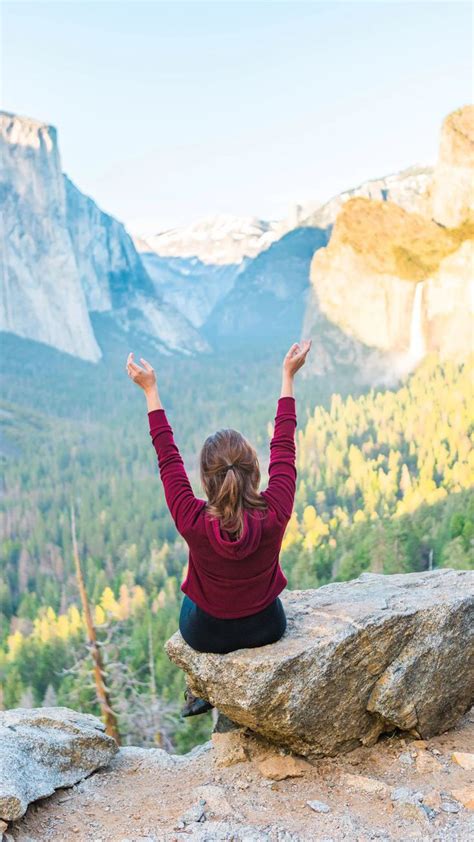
[136,215,290,266]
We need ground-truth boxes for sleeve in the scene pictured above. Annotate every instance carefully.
[261,396,297,523]
[148,408,204,536]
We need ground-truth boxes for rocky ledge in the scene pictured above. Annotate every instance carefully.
[0,707,118,822]
[166,569,474,759]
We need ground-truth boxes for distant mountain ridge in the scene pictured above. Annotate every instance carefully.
[136,214,291,265]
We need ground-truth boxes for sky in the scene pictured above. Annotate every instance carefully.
[1,1,472,233]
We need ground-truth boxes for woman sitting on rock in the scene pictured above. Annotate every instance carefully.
[126,340,311,716]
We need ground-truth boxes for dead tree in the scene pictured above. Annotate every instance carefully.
[70,501,120,744]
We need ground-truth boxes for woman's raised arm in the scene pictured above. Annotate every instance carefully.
[261,340,312,523]
[126,353,204,536]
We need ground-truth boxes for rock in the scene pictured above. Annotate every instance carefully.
[395,803,429,825]
[178,798,207,825]
[211,732,249,768]
[342,774,390,797]
[0,707,118,821]
[415,751,443,773]
[166,570,474,759]
[451,751,474,770]
[193,785,235,819]
[306,799,331,813]
[398,752,415,765]
[391,787,423,805]
[431,105,474,227]
[423,790,442,810]
[257,755,310,781]
[450,787,474,810]
[441,800,460,814]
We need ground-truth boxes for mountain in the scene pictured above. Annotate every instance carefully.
[0,112,207,362]
[202,226,328,348]
[195,168,433,354]
[302,165,432,230]
[136,248,241,329]
[137,214,290,265]
[302,105,474,381]
[64,176,209,356]
[2,106,472,376]
[134,215,294,330]
[0,113,101,362]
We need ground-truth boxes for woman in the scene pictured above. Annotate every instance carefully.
[126,339,312,716]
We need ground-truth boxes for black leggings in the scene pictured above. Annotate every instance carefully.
[179,595,287,654]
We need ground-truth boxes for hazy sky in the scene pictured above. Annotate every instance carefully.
[2,1,472,232]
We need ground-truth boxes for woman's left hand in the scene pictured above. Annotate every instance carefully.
[126,352,157,391]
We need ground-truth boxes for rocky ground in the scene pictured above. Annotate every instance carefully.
[5,708,473,842]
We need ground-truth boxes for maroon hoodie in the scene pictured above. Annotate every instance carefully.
[148,396,297,619]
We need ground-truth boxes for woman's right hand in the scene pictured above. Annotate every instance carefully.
[282,340,312,378]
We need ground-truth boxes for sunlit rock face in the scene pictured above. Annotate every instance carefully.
[424,240,474,360]
[0,111,102,362]
[301,108,474,381]
[431,105,474,227]
[304,199,442,361]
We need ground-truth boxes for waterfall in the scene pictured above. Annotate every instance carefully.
[408,281,426,364]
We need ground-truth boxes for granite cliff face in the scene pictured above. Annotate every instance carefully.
[64,177,209,355]
[0,112,207,361]
[302,106,474,379]
[0,112,102,362]
[431,105,474,227]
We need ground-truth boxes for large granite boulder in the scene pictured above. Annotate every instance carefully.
[166,569,474,759]
[0,707,118,821]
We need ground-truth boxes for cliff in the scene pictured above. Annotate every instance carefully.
[0,112,208,362]
[0,112,102,363]
[431,105,474,227]
[64,177,210,355]
[302,106,474,379]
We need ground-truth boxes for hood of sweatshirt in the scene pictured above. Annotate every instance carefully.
[204,507,264,559]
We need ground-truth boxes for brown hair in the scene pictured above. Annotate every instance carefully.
[200,428,268,539]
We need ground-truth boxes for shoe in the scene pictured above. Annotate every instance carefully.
[181,688,214,718]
